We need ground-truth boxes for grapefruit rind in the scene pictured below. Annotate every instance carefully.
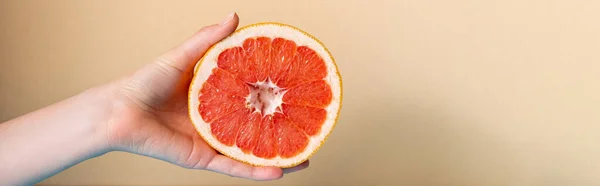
[188,22,343,168]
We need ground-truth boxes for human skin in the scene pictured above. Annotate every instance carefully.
[0,13,308,186]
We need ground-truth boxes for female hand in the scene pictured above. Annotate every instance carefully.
[105,13,309,180]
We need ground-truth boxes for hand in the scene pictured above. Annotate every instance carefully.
[105,13,308,180]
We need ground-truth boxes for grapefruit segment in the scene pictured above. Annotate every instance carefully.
[283,80,333,108]
[189,22,342,167]
[282,104,327,136]
[276,46,327,88]
[252,116,278,159]
[205,68,249,97]
[273,113,309,158]
[210,109,247,146]
[198,83,246,123]
[293,46,328,83]
[269,38,297,84]
[235,112,261,153]
[243,37,272,82]
[217,47,253,83]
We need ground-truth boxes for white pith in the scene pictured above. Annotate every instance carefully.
[189,23,341,167]
[246,79,285,115]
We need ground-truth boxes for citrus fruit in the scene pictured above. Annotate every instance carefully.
[188,22,342,167]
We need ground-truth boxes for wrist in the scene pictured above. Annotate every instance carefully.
[96,78,147,152]
[75,83,121,156]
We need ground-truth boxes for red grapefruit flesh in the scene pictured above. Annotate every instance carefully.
[189,22,342,167]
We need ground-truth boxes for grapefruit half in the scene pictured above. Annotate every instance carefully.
[188,22,342,168]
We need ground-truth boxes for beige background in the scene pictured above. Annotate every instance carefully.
[2,0,600,185]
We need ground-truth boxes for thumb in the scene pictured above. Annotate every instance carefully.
[158,12,239,74]
[117,13,239,110]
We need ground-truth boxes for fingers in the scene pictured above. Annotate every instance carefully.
[203,155,311,180]
[159,12,240,73]
[205,155,284,181]
[283,160,310,174]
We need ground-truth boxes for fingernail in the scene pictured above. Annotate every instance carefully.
[220,12,235,25]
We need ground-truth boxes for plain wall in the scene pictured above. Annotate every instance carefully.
[2,0,600,185]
